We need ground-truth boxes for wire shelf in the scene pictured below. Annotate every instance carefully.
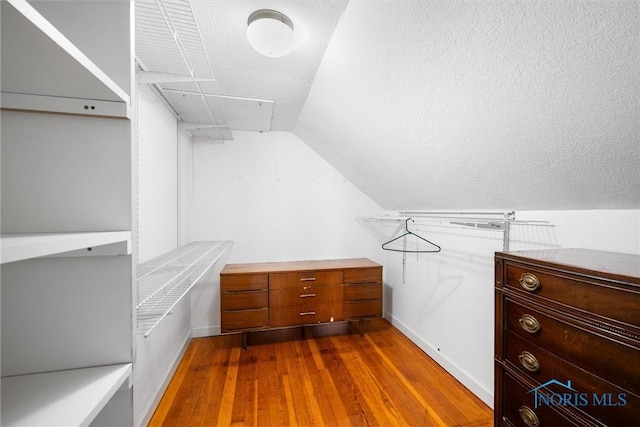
[136,240,232,337]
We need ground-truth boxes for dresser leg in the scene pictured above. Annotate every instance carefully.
[359,319,364,337]
[241,331,248,350]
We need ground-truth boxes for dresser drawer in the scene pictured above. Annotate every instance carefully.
[269,285,342,308]
[498,366,585,427]
[344,267,382,284]
[221,308,268,332]
[505,298,640,396]
[505,262,640,328]
[269,270,343,289]
[221,274,268,292]
[504,330,638,426]
[221,289,267,311]
[269,303,344,328]
[344,283,382,301]
[344,300,382,319]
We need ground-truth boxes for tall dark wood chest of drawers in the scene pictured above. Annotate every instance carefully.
[494,249,640,426]
[220,258,382,338]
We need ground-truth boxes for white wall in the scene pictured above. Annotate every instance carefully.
[178,130,193,246]
[191,130,384,264]
[134,297,191,426]
[512,210,640,254]
[134,85,191,426]
[137,85,178,263]
[189,130,385,335]
[190,253,230,337]
[379,209,640,408]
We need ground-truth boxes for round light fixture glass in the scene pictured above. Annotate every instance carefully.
[247,9,294,58]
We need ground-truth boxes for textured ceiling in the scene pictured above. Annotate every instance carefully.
[190,0,348,131]
[136,0,347,139]
[295,1,640,210]
[136,1,639,211]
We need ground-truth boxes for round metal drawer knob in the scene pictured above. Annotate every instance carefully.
[518,351,541,372]
[519,314,541,334]
[519,405,540,427]
[519,273,541,292]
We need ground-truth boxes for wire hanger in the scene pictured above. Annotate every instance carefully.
[381,218,441,253]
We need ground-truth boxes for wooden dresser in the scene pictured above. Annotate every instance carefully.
[494,249,640,427]
[220,258,382,341]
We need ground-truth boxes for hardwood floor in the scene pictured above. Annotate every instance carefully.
[149,319,493,426]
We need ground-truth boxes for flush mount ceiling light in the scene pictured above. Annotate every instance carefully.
[247,9,294,58]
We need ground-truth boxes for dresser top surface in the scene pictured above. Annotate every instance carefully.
[221,258,381,275]
[497,248,640,284]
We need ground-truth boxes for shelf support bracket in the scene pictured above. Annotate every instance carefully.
[179,122,229,131]
[136,70,215,85]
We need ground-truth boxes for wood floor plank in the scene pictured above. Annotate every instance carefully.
[362,333,448,426]
[234,351,260,425]
[282,341,316,426]
[331,334,407,426]
[350,336,434,425]
[281,374,299,426]
[202,337,238,424]
[253,343,274,425]
[147,338,198,427]
[314,335,379,426]
[364,322,489,426]
[217,345,242,425]
[165,337,219,426]
[148,319,493,426]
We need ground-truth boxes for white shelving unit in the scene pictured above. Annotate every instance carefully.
[1,364,132,427]
[1,0,130,117]
[1,1,135,425]
[137,241,233,337]
[1,231,131,264]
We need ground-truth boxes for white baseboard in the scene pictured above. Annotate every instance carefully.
[385,311,494,409]
[192,324,221,338]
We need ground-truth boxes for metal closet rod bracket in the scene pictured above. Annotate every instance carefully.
[361,211,551,252]
[398,211,517,250]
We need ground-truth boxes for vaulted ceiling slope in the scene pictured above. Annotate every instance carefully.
[294,1,640,211]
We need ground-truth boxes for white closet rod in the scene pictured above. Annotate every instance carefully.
[364,211,550,227]
[398,211,515,223]
[401,210,515,217]
[358,211,552,252]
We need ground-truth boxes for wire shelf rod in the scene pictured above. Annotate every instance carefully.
[137,241,208,282]
[359,216,551,227]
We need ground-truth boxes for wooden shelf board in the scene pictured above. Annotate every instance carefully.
[1,231,131,264]
[1,363,132,427]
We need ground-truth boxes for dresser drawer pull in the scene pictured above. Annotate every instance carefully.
[519,314,541,334]
[518,351,540,372]
[518,406,540,427]
[225,289,265,294]
[519,273,541,292]
[299,311,316,316]
[299,293,316,298]
[300,277,316,282]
